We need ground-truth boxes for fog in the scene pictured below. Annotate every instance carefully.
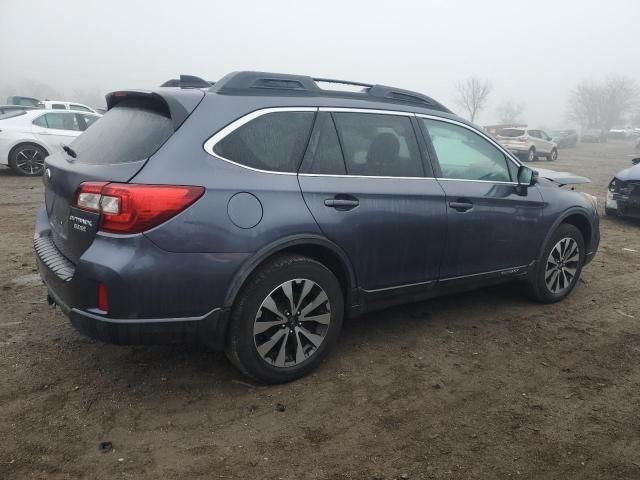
[1,0,638,128]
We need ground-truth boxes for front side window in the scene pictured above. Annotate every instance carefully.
[332,113,423,177]
[43,112,80,131]
[421,118,511,182]
[213,111,315,172]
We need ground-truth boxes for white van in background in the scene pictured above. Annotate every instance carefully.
[37,100,99,114]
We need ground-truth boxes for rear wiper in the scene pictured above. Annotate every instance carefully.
[62,144,77,159]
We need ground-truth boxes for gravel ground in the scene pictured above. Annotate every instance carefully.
[1,140,639,480]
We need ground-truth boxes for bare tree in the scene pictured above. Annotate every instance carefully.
[497,99,525,125]
[568,76,639,131]
[455,76,493,123]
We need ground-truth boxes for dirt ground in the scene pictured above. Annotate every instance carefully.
[1,141,639,480]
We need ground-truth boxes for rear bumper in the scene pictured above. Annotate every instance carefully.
[46,284,229,349]
[34,207,239,349]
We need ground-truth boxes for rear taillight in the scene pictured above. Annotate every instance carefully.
[74,183,204,234]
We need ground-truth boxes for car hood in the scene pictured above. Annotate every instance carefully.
[535,168,591,185]
[615,163,640,182]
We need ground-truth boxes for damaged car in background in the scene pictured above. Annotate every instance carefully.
[606,158,640,218]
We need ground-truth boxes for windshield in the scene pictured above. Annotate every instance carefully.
[69,101,174,165]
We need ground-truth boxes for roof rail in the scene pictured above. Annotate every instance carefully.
[312,77,373,90]
[211,71,450,112]
[160,75,213,89]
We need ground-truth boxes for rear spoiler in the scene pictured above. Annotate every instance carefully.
[105,89,205,130]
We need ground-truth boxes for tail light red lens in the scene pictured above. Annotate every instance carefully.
[73,183,204,234]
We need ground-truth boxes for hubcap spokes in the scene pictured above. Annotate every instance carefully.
[253,279,331,368]
[545,237,579,294]
[16,149,44,175]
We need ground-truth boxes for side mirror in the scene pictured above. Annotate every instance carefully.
[632,158,640,165]
[517,165,537,186]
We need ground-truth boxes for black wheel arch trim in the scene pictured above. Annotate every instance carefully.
[10,141,50,157]
[223,234,358,307]
[537,207,594,262]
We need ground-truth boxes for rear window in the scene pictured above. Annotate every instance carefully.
[69,101,173,165]
[499,128,525,137]
[213,111,314,172]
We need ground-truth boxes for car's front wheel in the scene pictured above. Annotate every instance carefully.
[548,148,558,161]
[226,254,344,383]
[8,143,47,176]
[526,224,585,303]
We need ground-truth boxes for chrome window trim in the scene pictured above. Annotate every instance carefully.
[202,106,524,183]
[299,173,436,180]
[203,107,318,176]
[319,107,414,116]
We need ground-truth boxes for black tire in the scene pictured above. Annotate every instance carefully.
[225,254,344,383]
[547,148,558,161]
[526,224,585,304]
[8,143,47,176]
[526,147,536,162]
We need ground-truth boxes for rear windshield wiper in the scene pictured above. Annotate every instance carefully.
[62,145,77,159]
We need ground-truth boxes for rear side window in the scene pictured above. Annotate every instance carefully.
[69,101,174,165]
[51,104,66,110]
[214,112,314,172]
[301,112,346,175]
[332,113,423,177]
[43,112,80,131]
[32,115,47,126]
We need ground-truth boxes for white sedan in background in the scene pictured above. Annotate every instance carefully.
[0,109,101,176]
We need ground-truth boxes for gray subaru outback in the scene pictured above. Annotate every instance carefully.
[36,71,600,383]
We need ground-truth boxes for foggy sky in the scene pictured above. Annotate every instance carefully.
[1,0,638,128]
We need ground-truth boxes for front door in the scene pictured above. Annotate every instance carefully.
[418,116,545,281]
[298,111,447,292]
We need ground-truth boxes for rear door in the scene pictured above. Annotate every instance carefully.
[43,97,180,263]
[298,110,447,293]
[32,112,82,149]
[418,116,544,282]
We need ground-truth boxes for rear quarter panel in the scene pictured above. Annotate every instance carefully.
[132,94,322,254]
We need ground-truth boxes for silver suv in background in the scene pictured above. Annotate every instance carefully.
[497,127,558,162]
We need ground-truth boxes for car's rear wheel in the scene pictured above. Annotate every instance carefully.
[527,147,536,162]
[548,148,558,161]
[526,224,585,303]
[9,143,47,176]
[226,254,344,383]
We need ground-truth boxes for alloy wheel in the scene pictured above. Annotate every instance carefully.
[15,147,45,175]
[528,149,535,162]
[545,237,579,294]
[253,278,331,367]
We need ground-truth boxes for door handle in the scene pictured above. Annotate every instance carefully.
[449,200,473,212]
[324,195,359,210]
